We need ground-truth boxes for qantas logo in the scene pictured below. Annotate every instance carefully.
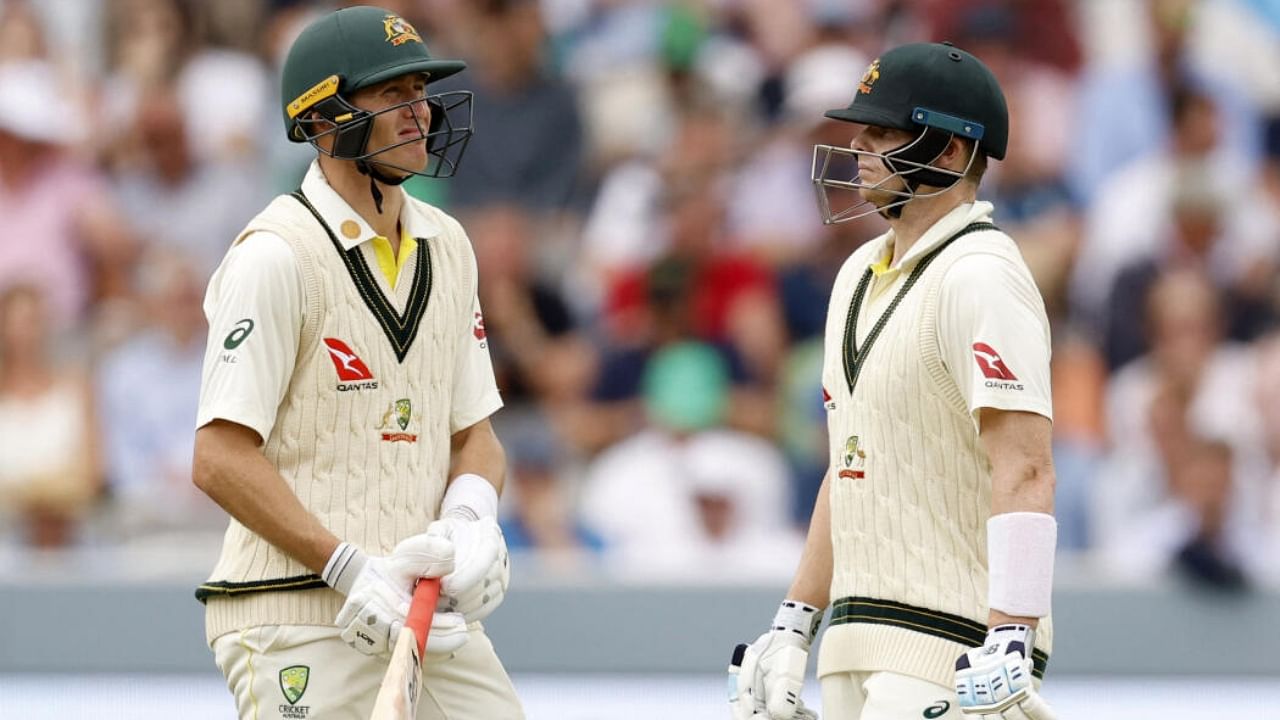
[822,386,836,411]
[972,342,1017,380]
[972,342,1023,390]
[473,312,487,348]
[324,338,373,380]
[323,338,378,391]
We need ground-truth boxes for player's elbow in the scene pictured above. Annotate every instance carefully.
[191,431,223,497]
[192,420,258,497]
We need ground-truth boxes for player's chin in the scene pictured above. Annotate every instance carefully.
[857,186,897,207]
[385,143,430,174]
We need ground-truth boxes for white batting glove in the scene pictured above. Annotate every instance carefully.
[427,474,510,623]
[955,625,1056,720]
[325,536,470,657]
[728,600,822,720]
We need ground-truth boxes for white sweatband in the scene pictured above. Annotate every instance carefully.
[987,512,1056,618]
[441,473,499,521]
[772,599,823,646]
[323,541,367,596]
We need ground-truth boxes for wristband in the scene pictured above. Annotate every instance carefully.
[441,473,499,521]
[323,541,367,596]
[772,599,823,646]
[987,512,1056,618]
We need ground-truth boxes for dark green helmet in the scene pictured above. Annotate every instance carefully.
[824,42,1008,160]
[811,43,1008,223]
[281,5,472,179]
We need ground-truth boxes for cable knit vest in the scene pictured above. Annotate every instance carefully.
[816,223,1053,689]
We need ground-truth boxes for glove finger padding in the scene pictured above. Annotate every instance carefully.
[428,517,502,599]
[421,609,470,656]
[387,532,455,583]
[438,538,509,622]
[762,643,811,720]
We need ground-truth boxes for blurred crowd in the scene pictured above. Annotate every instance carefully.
[1,0,1279,592]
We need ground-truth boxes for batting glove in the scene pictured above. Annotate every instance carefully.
[728,600,822,720]
[955,625,1056,720]
[427,474,510,623]
[326,535,470,657]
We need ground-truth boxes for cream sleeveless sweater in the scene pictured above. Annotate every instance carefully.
[816,215,1054,689]
[198,191,476,643]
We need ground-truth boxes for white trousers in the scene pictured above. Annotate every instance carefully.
[820,671,961,720]
[212,623,524,720]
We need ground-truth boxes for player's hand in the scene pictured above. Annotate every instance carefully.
[727,600,822,720]
[426,515,509,622]
[955,624,1056,720]
[325,535,469,657]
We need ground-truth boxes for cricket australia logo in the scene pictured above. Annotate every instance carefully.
[858,58,880,94]
[279,665,311,718]
[384,14,422,46]
[838,435,866,480]
[377,398,419,443]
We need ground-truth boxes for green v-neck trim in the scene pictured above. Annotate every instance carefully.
[841,222,997,395]
[291,191,432,363]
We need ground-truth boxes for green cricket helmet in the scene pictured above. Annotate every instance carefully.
[811,42,1008,223]
[281,5,472,180]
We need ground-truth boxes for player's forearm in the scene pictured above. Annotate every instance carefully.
[449,418,506,497]
[193,421,340,574]
[980,409,1057,630]
[786,470,834,609]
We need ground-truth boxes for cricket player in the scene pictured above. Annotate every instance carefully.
[730,43,1058,720]
[191,7,523,718]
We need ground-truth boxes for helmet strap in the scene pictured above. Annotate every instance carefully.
[879,127,960,219]
[355,159,409,215]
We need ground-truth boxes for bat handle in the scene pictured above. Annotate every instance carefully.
[406,578,441,658]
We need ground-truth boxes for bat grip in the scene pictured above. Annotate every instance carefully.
[406,578,441,657]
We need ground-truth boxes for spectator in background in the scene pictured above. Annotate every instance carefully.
[96,251,219,537]
[111,88,267,278]
[597,125,785,438]
[0,284,101,548]
[1094,270,1270,588]
[1254,333,1280,585]
[580,342,799,580]
[434,0,585,215]
[0,60,135,330]
[495,411,603,574]
[1069,0,1260,204]
[723,22,868,266]
[1073,83,1262,336]
[1105,173,1277,370]
[468,205,595,407]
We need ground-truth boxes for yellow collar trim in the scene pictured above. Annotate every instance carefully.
[869,245,893,276]
[371,227,417,290]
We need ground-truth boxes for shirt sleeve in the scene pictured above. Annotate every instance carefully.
[938,251,1053,429]
[195,231,304,443]
[449,283,503,435]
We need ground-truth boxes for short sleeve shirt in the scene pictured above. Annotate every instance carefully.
[938,248,1054,427]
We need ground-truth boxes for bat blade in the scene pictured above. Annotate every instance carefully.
[370,578,440,720]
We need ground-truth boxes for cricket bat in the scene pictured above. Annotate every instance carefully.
[370,578,440,720]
